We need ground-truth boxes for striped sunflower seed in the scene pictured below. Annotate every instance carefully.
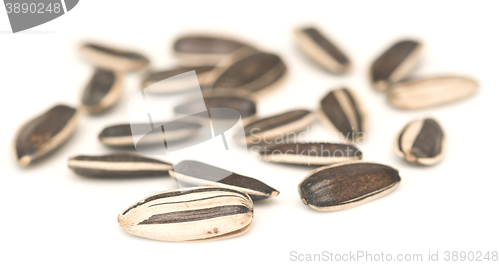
[298,161,401,211]
[319,88,366,142]
[81,68,122,114]
[294,26,350,74]
[370,40,422,91]
[168,160,279,201]
[236,109,317,145]
[259,143,362,165]
[203,48,287,97]
[174,92,257,125]
[98,120,201,147]
[141,66,215,94]
[118,186,254,241]
[68,153,172,178]
[173,35,248,66]
[14,104,80,166]
[387,76,479,109]
[395,118,445,165]
[79,42,149,72]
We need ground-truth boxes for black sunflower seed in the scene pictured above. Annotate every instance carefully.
[169,160,279,201]
[298,162,401,211]
[15,104,79,166]
[395,118,445,165]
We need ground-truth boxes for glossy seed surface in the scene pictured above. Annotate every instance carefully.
[387,76,478,109]
[259,143,362,165]
[295,27,350,74]
[68,153,172,178]
[118,186,253,241]
[370,40,422,91]
[204,49,287,96]
[81,68,122,114]
[173,35,248,66]
[298,162,401,211]
[98,120,201,147]
[15,104,79,166]
[237,109,316,145]
[319,88,366,141]
[169,160,279,201]
[79,42,149,72]
[142,66,215,94]
[395,118,445,165]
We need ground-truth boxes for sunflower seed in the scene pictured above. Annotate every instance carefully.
[14,104,80,166]
[174,92,257,125]
[259,143,362,165]
[298,161,401,211]
[173,35,248,66]
[235,109,317,145]
[141,66,215,94]
[387,76,478,109]
[68,153,172,178]
[370,40,422,91]
[203,48,287,97]
[79,42,149,72]
[81,68,122,114]
[118,186,253,241]
[98,120,201,147]
[319,88,366,142]
[169,160,279,201]
[294,27,350,74]
[395,118,445,165]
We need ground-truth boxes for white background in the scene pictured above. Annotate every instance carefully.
[1,1,499,264]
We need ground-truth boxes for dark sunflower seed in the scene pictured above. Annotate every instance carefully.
[319,88,366,141]
[236,109,317,145]
[298,162,401,211]
[14,104,80,166]
[294,26,350,74]
[169,160,279,201]
[203,48,287,97]
[259,143,362,165]
[370,40,422,91]
[173,35,248,66]
[68,153,172,178]
[174,92,257,125]
[387,76,478,109]
[395,118,445,165]
[141,66,215,94]
[79,42,149,72]
[98,120,202,147]
[118,186,253,241]
[81,68,122,114]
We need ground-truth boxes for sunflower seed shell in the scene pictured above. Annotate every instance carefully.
[98,120,201,147]
[68,153,172,178]
[169,160,279,201]
[79,42,149,72]
[81,68,122,114]
[203,48,287,97]
[118,186,254,241]
[395,118,445,165]
[173,35,248,66]
[387,76,478,109]
[298,161,401,211]
[319,88,366,142]
[370,40,422,91]
[295,27,350,74]
[15,104,79,166]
